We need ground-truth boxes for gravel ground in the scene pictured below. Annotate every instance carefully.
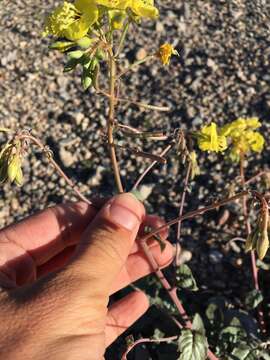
[1,0,270,356]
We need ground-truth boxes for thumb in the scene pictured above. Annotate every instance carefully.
[68,193,145,294]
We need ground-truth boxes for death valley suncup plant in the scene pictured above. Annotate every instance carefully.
[1,1,270,359]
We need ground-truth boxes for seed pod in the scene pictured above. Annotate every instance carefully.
[256,229,269,260]
[7,155,21,183]
[245,229,258,252]
[14,167,24,186]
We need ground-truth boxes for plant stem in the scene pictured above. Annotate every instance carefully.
[107,51,124,193]
[115,20,130,58]
[116,97,170,111]
[141,190,265,245]
[176,161,191,243]
[132,144,172,190]
[140,237,218,359]
[239,154,266,333]
[121,335,178,360]
[245,170,267,185]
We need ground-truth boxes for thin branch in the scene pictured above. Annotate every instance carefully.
[121,335,178,360]
[16,134,91,205]
[116,97,170,112]
[176,161,192,244]
[115,20,130,58]
[140,190,265,244]
[132,144,172,190]
[116,144,166,163]
[118,54,155,78]
[245,170,268,185]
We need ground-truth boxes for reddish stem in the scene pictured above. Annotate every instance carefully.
[177,161,192,242]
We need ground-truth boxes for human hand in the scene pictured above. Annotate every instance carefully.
[0,193,174,360]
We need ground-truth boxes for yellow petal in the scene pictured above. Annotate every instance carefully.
[130,0,159,18]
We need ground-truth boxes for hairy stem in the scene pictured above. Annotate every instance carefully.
[107,52,124,193]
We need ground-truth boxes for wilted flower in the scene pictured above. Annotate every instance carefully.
[220,117,265,162]
[189,151,200,179]
[157,43,179,65]
[196,123,227,153]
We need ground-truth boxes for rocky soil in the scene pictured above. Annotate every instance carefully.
[1,0,270,358]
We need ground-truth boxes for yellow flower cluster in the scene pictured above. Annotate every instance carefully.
[220,117,264,161]
[196,117,265,161]
[43,0,158,40]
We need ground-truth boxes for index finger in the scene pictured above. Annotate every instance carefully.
[0,201,98,267]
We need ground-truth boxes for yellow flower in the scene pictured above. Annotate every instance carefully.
[197,123,227,153]
[158,43,179,65]
[43,0,99,41]
[96,0,158,18]
[220,117,261,137]
[220,117,265,161]
[129,0,159,18]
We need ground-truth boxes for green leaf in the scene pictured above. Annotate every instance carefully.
[63,58,79,72]
[205,303,219,322]
[231,344,258,360]
[175,264,198,291]
[81,74,92,90]
[49,40,74,52]
[67,50,85,59]
[192,314,206,335]
[178,329,208,360]
[76,36,93,49]
[244,289,263,310]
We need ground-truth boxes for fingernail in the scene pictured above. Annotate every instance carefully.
[109,193,145,231]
